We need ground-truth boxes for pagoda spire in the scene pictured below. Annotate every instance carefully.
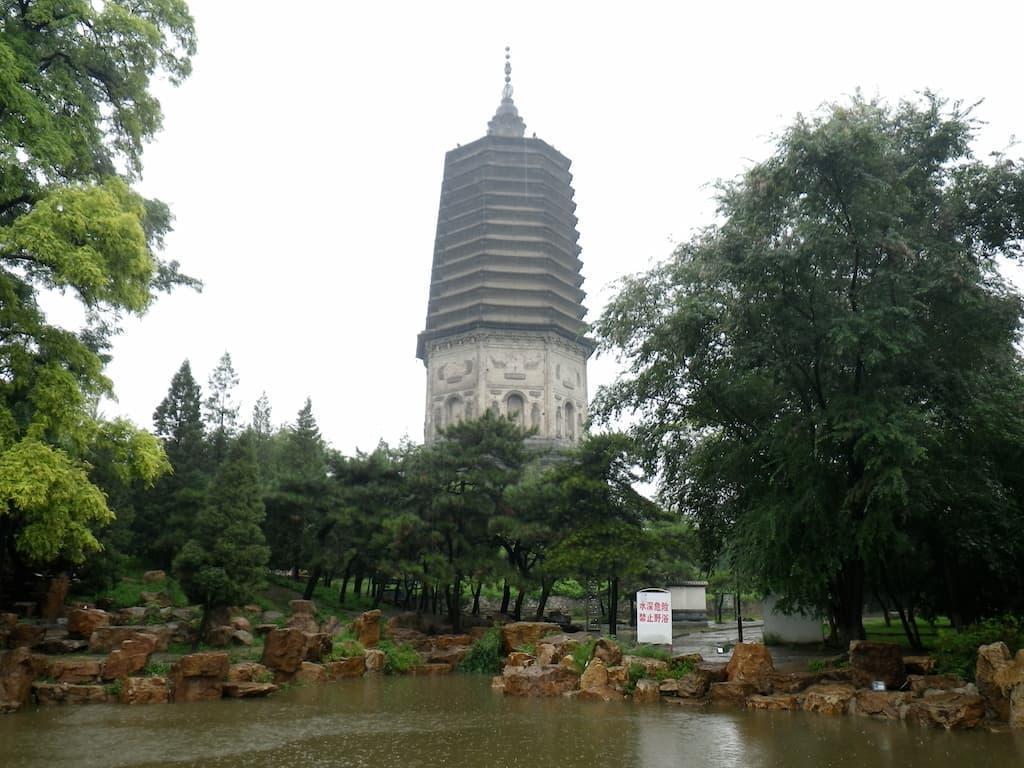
[487,46,526,138]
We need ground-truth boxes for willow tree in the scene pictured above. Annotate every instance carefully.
[595,94,1024,646]
[0,1,197,594]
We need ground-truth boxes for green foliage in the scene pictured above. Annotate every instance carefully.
[330,638,366,660]
[934,615,1024,679]
[104,679,124,697]
[0,0,197,590]
[377,640,421,674]
[144,662,171,677]
[594,93,1024,644]
[513,642,537,656]
[569,637,598,674]
[71,566,189,610]
[626,644,672,661]
[762,632,783,647]
[459,628,502,675]
[173,434,269,611]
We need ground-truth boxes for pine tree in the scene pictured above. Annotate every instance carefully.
[173,432,269,643]
[204,352,240,464]
[134,360,209,568]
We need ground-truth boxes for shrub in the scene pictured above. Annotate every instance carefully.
[377,640,420,674]
[762,632,783,647]
[514,642,537,656]
[934,615,1024,679]
[144,662,171,677]
[626,643,671,661]
[571,637,598,674]
[331,638,365,660]
[460,628,502,675]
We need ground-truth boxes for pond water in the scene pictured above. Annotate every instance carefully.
[2,676,1022,768]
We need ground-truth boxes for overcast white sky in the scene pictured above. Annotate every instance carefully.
[94,0,1024,453]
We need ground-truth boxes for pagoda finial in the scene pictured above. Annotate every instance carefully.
[488,46,526,138]
[502,46,513,101]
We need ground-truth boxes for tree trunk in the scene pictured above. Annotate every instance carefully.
[608,576,619,636]
[354,574,364,597]
[303,565,322,600]
[471,581,482,616]
[512,588,525,621]
[715,593,725,624]
[500,580,511,615]
[831,558,866,647]
[534,575,553,620]
[447,578,463,633]
[194,604,211,652]
[735,591,743,643]
[872,589,891,627]
[629,592,636,628]
[339,570,350,605]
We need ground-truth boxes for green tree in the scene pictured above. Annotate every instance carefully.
[173,432,269,644]
[0,1,196,594]
[546,433,661,636]
[263,398,329,579]
[406,412,529,632]
[204,351,240,462]
[134,360,208,567]
[595,94,1024,645]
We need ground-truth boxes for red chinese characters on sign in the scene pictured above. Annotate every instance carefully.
[636,589,673,644]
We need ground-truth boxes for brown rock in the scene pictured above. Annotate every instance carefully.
[425,646,472,667]
[855,689,914,720]
[725,643,775,692]
[580,658,609,690]
[499,622,561,654]
[710,681,757,705]
[172,652,230,703]
[559,655,576,670]
[228,662,271,683]
[622,655,669,677]
[907,691,985,730]
[411,663,453,676]
[748,693,802,711]
[286,613,320,634]
[223,681,277,698]
[114,607,148,625]
[676,670,713,698]
[364,649,386,673]
[33,682,108,705]
[261,628,309,673]
[658,678,681,696]
[178,651,230,678]
[904,655,937,675]
[976,641,1012,721]
[579,684,625,702]
[120,677,169,705]
[506,651,535,667]
[992,648,1024,728]
[42,574,70,621]
[88,626,167,653]
[673,653,703,666]
[593,637,622,666]
[139,591,172,607]
[9,623,46,648]
[231,616,252,632]
[321,616,342,637]
[143,570,167,582]
[253,624,277,637]
[697,661,728,683]
[35,637,89,655]
[769,671,817,693]
[536,643,556,666]
[103,639,153,679]
[326,657,366,680]
[303,632,332,662]
[294,662,327,683]
[502,664,580,697]
[803,683,856,716]
[907,674,965,696]
[607,665,628,688]
[0,648,36,713]
[289,599,316,615]
[352,610,383,648]
[849,640,905,689]
[633,678,662,704]
[47,658,103,684]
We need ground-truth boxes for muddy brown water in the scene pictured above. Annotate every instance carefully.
[3,676,1023,768]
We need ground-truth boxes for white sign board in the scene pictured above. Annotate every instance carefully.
[636,588,672,645]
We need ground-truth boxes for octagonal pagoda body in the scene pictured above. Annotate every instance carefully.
[417,73,593,444]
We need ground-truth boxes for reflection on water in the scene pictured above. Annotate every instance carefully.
[3,676,1023,768]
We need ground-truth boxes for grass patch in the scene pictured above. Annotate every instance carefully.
[330,637,366,660]
[71,568,189,610]
[460,628,502,675]
[263,574,376,621]
[625,643,672,661]
[143,662,171,676]
[934,614,1024,679]
[377,640,420,674]
[104,680,123,697]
